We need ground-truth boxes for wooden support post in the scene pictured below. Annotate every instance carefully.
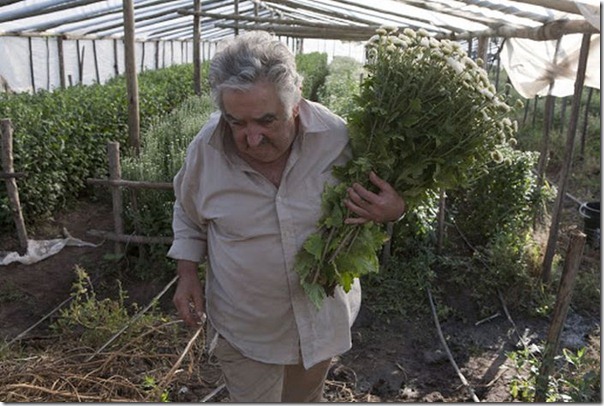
[57,36,66,89]
[93,39,100,84]
[108,142,124,255]
[45,37,50,90]
[535,229,586,402]
[193,0,202,96]
[541,33,591,283]
[436,190,447,254]
[113,38,119,76]
[1,119,28,254]
[28,37,35,93]
[122,0,141,155]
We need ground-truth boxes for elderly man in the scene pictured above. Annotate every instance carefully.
[168,31,405,402]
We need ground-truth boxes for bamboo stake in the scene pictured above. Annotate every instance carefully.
[85,275,179,362]
[427,287,480,402]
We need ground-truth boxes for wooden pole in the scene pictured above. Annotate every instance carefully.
[113,38,119,76]
[541,33,591,283]
[108,141,124,255]
[45,37,50,90]
[92,39,100,83]
[122,0,141,155]
[57,36,66,89]
[28,37,35,93]
[193,0,201,96]
[1,119,28,254]
[579,87,594,160]
[436,190,447,254]
[535,229,586,402]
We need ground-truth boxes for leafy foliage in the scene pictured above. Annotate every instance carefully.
[0,63,199,230]
[51,266,164,348]
[120,94,215,277]
[296,52,329,101]
[317,56,363,119]
[295,27,519,308]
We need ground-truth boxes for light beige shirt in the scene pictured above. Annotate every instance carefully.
[167,99,361,369]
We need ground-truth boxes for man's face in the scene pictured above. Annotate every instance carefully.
[222,81,299,165]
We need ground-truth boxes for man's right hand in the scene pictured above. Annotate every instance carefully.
[173,260,205,328]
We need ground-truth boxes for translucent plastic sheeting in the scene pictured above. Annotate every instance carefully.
[500,33,600,99]
[0,36,193,93]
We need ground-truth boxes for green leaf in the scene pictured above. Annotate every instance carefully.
[303,233,325,260]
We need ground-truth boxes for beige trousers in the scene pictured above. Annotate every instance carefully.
[213,335,332,402]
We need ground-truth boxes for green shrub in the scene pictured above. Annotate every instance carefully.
[120,94,215,278]
[317,56,363,119]
[448,145,550,246]
[296,52,329,101]
[0,63,200,230]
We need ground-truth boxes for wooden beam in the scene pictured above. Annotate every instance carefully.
[214,22,375,41]
[183,10,370,31]
[438,18,598,40]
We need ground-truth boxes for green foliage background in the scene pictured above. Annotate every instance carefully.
[0,63,200,229]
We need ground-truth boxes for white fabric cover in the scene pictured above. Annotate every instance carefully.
[500,2,600,99]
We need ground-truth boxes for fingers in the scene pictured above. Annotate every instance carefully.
[173,282,205,328]
[344,171,406,224]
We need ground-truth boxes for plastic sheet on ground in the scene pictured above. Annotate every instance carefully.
[0,235,100,266]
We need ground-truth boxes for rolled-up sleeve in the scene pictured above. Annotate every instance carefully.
[167,200,207,262]
[166,138,209,263]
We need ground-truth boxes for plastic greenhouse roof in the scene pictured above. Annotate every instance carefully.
[0,0,599,42]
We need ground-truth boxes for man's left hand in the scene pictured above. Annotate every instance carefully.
[344,171,405,224]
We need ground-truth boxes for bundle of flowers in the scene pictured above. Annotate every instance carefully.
[295,27,520,308]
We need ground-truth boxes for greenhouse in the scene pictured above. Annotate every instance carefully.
[0,0,601,402]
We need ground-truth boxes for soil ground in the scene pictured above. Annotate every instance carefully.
[0,198,600,402]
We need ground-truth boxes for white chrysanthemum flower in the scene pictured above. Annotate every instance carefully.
[419,37,430,48]
[391,37,404,46]
[502,117,512,127]
[429,37,440,48]
[417,28,429,37]
[446,57,464,74]
[441,44,453,55]
[480,88,494,99]
[386,44,397,53]
[376,28,387,35]
[368,34,380,44]
[403,28,416,38]
[382,25,397,33]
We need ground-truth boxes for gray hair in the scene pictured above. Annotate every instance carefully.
[209,31,303,116]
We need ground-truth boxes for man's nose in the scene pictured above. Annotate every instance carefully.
[246,126,264,147]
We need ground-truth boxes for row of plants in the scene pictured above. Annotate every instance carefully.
[0,62,205,230]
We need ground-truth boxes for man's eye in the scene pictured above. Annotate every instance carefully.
[259,117,276,125]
